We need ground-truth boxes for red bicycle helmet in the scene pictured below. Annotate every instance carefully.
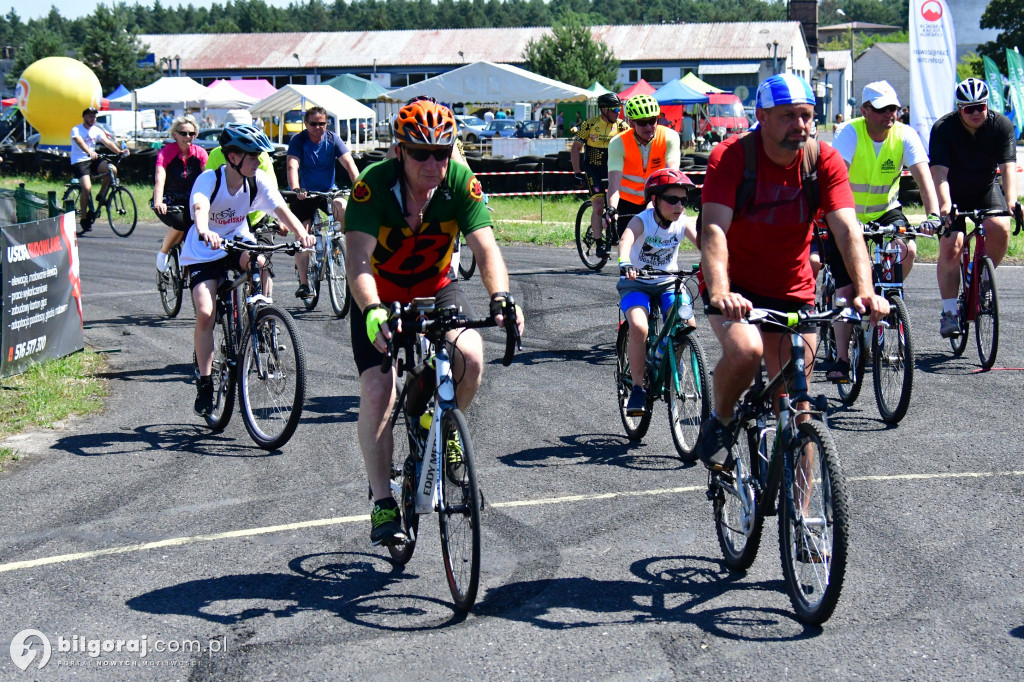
[394,100,457,146]
[644,168,694,202]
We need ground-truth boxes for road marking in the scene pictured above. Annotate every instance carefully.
[2,470,1022,573]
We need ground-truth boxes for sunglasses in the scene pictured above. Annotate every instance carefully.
[960,103,987,115]
[633,117,658,127]
[307,121,328,128]
[404,146,452,162]
[601,107,621,113]
[657,194,687,205]
[175,130,196,137]
[868,104,899,114]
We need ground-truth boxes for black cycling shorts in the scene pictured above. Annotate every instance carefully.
[71,158,103,179]
[583,167,608,200]
[154,194,194,233]
[702,283,814,317]
[288,195,330,224]
[350,282,475,376]
[826,208,910,289]
[948,182,1009,232]
[184,252,246,291]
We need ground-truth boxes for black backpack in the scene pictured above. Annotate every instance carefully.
[209,165,258,210]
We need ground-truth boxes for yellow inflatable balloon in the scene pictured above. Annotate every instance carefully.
[15,57,103,147]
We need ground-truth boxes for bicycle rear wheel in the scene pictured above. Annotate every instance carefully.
[714,424,772,571]
[837,327,865,405]
[326,234,350,319]
[950,274,969,356]
[667,331,710,461]
[872,295,913,424]
[107,186,138,237]
[615,322,652,440]
[205,317,237,431]
[302,250,321,310]
[238,304,307,449]
[62,186,83,230]
[387,391,420,565]
[157,249,184,318]
[575,201,607,270]
[974,256,998,370]
[458,235,477,280]
[779,419,849,626]
[438,408,481,612]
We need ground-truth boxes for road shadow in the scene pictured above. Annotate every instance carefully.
[914,350,978,376]
[1010,625,1024,639]
[302,394,359,424]
[54,423,284,459]
[94,362,196,385]
[127,551,468,630]
[476,554,822,641]
[498,433,694,472]
[503,345,615,368]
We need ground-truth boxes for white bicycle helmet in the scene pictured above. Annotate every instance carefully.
[955,78,990,106]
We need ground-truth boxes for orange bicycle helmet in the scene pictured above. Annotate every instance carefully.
[394,100,457,146]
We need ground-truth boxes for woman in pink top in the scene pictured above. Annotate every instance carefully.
[154,114,209,272]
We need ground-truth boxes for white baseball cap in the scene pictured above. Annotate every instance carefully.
[224,109,254,125]
[862,81,901,109]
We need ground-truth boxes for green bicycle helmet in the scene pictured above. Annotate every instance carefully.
[625,94,660,120]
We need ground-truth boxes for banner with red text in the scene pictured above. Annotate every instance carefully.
[909,0,957,149]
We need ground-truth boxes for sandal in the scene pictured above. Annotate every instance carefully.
[826,358,850,384]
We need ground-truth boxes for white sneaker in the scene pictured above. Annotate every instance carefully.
[156,251,169,273]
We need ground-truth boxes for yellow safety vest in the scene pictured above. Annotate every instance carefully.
[847,118,904,222]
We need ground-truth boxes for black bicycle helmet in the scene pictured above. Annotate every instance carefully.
[955,77,990,106]
[218,123,274,153]
[597,93,622,109]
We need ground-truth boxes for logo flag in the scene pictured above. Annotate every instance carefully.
[982,55,1006,115]
[909,0,957,148]
[1004,49,1024,134]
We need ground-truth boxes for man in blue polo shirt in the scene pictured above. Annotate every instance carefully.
[286,105,361,299]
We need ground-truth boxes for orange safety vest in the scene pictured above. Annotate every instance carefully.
[619,126,669,205]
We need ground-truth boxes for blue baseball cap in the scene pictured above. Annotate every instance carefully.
[755,74,816,109]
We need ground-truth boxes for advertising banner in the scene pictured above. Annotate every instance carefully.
[1,212,83,377]
[1004,49,1024,133]
[982,55,1006,115]
[909,0,957,149]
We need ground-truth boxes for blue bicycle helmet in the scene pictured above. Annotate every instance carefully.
[218,123,274,153]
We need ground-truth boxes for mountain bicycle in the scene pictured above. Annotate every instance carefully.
[815,227,865,407]
[283,189,350,318]
[615,266,711,460]
[61,151,138,237]
[941,206,1019,370]
[204,239,309,450]
[708,306,858,625]
[383,296,520,612]
[575,201,637,271]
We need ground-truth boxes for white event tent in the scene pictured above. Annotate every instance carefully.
[110,76,217,109]
[383,61,594,105]
[249,85,376,147]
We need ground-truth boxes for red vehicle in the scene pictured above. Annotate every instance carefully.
[699,93,749,142]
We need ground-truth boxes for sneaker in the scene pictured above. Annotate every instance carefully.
[595,239,609,259]
[295,283,311,299]
[625,385,647,416]
[79,215,93,233]
[194,377,214,417]
[156,251,170,273]
[796,532,829,564]
[696,416,735,471]
[445,429,465,483]
[939,312,960,338]
[370,498,407,546]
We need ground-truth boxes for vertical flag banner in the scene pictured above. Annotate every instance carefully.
[982,55,1006,115]
[909,0,957,149]
[1004,49,1024,134]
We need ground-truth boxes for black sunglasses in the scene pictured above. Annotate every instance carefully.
[868,104,899,114]
[960,103,987,115]
[175,130,197,137]
[633,117,658,127]
[404,146,452,162]
[657,194,687,205]
[307,121,328,128]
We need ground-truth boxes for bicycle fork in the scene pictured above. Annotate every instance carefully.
[415,349,457,516]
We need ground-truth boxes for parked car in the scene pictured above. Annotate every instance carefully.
[193,128,287,153]
[454,114,488,143]
[477,119,519,140]
[515,120,545,139]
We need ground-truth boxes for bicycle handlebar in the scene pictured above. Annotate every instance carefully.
[938,205,1017,237]
[280,188,351,200]
[861,222,937,240]
[218,238,305,257]
[729,306,867,331]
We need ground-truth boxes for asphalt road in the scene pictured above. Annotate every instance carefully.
[0,220,1022,679]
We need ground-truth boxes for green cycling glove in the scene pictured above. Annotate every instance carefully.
[364,303,388,344]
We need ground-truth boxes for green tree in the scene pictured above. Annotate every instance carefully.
[523,12,619,89]
[79,5,157,91]
[979,0,1024,71]
[5,28,65,87]
[957,52,984,81]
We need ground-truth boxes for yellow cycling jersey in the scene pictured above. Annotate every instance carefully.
[574,115,630,168]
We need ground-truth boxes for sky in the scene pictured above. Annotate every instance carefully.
[4,0,297,21]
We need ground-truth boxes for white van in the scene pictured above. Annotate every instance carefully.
[95,109,157,138]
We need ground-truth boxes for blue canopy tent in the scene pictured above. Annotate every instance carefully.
[651,79,709,133]
[106,84,130,100]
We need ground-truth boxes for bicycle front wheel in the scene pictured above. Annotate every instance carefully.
[326,234,350,319]
[837,327,865,405]
[438,408,481,612]
[872,295,914,424]
[975,256,999,370]
[387,391,420,565]
[458,235,477,279]
[62,186,83,229]
[714,425,771,571]
[238,305,307,449]
[779,419,849,626]
[575,201,606,270]
[615,322,652,440]
[107,186,138,237]
[157,249,184,318]
[205,318,237,431]
[667,331,711,461]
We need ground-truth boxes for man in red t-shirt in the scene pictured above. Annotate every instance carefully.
[696,74,888,472]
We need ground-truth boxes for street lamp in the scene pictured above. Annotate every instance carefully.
[837,9,854,114]
[773,40,779,75]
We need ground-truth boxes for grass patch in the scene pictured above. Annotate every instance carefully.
[0,174,158,221]
[489,195,581,246]
[0,351,108,467]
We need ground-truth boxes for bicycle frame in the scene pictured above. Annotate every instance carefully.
[411,338,458,515]
[958,227,984,325]
[639,272,698,399]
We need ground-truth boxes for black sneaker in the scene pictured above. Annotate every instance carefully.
[80,215,93,233]
[696,416,734,471]
[596,239,609,259]
[796,532,829,564]
[370,498,407,546]
[295,283,311,299]
[194,377,214,417]
[625,385,647,416]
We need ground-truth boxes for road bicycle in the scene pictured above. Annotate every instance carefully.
[283,189,350,317]
[383,296,520,612]
[708,306,858,625]
[614,266,711,460]
[204,239,309,450]
[941,206,1020,370]
[455,234,476,280]
[153,204,188,318]
[61,151,138,237]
